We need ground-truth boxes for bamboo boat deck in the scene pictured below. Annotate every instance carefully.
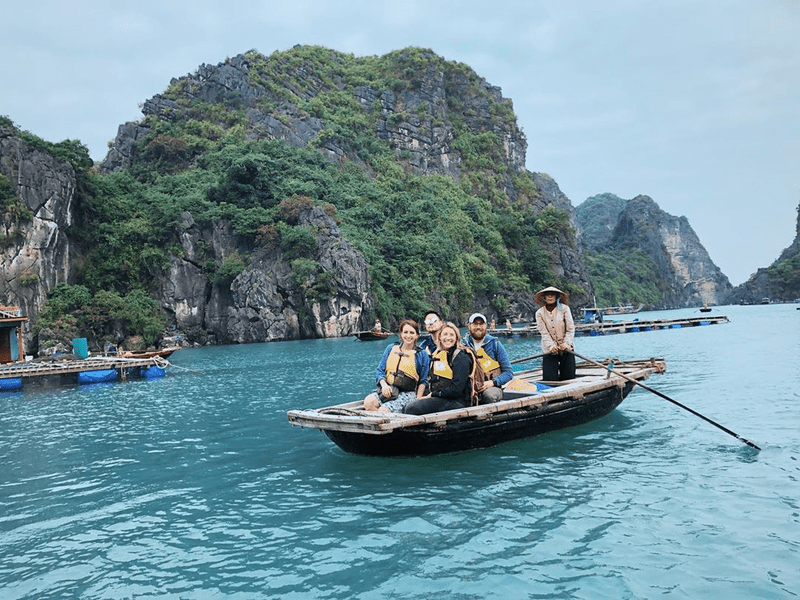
[491,315,729,338]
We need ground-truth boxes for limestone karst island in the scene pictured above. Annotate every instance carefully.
[1,46,799,358]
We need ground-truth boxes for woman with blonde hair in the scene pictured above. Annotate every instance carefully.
[403,322,474,415]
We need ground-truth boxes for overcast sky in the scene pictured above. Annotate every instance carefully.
[3,0,799,285]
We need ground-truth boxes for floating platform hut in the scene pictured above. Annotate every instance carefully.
[0,354,173,391]
[0,305,27,364]
[490,315,729,338]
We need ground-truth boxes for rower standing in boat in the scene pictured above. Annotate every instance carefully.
[534,286,576,381]
[462,312,513,404]
[363,319,430,413]
[418,309,443,355]
[404,322,473,415]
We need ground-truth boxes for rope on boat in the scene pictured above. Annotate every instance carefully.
[319,407,368,417]
[154,357,204,375]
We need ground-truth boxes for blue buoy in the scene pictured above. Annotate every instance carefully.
[77,369,118,384]
[140,366,166,378]
[0,377,23,391]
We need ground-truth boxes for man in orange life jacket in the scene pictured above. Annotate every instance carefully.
[462,312,514,404]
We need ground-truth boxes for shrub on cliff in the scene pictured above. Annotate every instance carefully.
[37,283,165,348]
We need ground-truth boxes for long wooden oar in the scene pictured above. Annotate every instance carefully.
[510,352,547,365]
[571,351,761,451]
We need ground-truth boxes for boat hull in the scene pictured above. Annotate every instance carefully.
[354,331,392,341]
[323,381,633,456]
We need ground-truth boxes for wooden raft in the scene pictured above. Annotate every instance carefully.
[490,315,729,337]
[0,355,171,380]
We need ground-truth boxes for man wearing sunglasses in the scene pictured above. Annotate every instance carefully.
[418,309,443,355]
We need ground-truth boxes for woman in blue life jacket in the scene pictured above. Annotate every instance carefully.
[363,319,430,413]
[403,322,473,415]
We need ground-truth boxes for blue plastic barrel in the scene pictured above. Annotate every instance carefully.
[77,369,117,384]
[0,377,23,391]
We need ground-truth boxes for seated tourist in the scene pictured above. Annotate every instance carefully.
[363,319,429,413]
[404,322,473,415]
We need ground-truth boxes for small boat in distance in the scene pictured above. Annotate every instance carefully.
[117,347,181,359]
[583,303,644,317]
[603,303,643,315]
[353,330,393,341]
[287,357,666,456]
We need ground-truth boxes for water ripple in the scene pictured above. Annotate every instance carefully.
[1,308,799,598]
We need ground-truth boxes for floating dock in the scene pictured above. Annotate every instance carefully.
[491,315,730,338]
[0,355,172,391]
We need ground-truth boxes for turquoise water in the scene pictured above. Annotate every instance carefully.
[1,304,799,598]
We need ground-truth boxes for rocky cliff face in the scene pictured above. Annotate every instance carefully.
[577,194,732,307]
[529,172,593,304]
[726,203,800,303]
[161,205,372,344]
[103,52,527,184]
[5,45,745,348]
[575,193,628,249]
[0,127,75,349]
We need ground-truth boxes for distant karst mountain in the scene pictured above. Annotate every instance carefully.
[726,202,800,303]
[576,193,732,308]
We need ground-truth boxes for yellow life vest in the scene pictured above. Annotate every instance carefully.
[431,349,454,380]
[475,345,501,379]
[385,345,419,387]
[431,348,481,406]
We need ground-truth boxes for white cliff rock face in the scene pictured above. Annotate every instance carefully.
[225,205,372,342]
[659,218,729,302]
[0,127,75,344]
[159,205,373,344]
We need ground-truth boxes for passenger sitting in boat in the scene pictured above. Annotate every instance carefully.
[363,319,430,413]
[462,312,513,404]
[418,309,443,355]
[534,286,576,381]
[404,322,473,415]
[372,319,382,333]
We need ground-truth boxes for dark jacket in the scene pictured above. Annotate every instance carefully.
[429,347,473,405]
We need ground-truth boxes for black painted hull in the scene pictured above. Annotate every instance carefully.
[324,381,635,456]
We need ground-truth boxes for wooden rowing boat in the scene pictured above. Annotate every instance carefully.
[118,347,180,359]
[581,303,644,318]
[287,357,666,456]
[353,330,393,341]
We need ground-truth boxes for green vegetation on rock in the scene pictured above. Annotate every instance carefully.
[582,249,663,307]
